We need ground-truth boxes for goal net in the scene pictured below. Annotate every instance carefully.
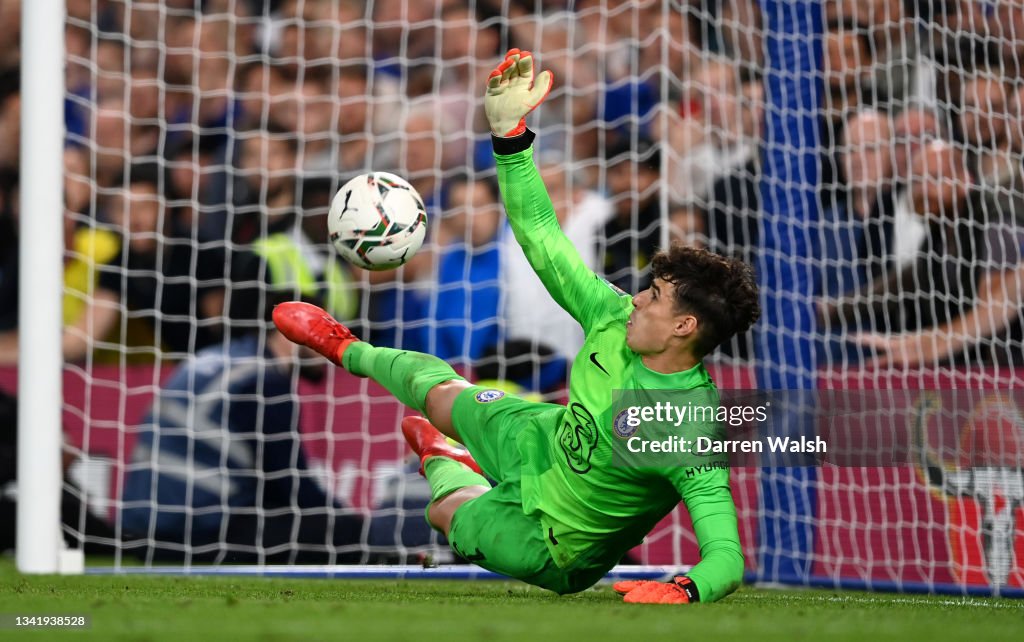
[6,0,1024,595]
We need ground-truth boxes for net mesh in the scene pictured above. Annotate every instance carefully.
[2,0,1023,591]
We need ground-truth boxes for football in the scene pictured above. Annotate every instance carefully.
[327,172,428,271]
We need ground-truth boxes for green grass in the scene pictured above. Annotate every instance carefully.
[1,558,1021,641]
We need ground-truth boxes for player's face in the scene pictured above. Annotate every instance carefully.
[626,277,696,355]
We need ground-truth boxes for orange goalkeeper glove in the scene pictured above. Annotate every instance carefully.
[613,576,699,605]
[484,48,554,138]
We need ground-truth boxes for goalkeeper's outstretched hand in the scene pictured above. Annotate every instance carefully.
[484,48,554,138]
[613,577,699,604]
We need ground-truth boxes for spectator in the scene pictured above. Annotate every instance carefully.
[356,102,446,349]
[717,0,763,70]
[838,110,896,215]
[119,304,367,564]
[268,72,335,173]
[0,147,125,365]
[397,104,449,211]
[423,173,505,365]
[0,68,18,354]
[506,9,602,163]
[165,132,231,246]
[90,98,160,189]
[818,17,879,212]
[0,68,19,177]
[268,65,373,176]
[677,75,764,272]
[371,0,436,67]
[829,141,1024,367]
[0,0,20,72]
[640,1,700,81]
[437,2,506,170]
[923,3,1000,125]
[273,0,367,76]
[61,147,121,360]
[958,72,1024,268]
[958,72,1024,192]
[237,62,295,131]
[93,162,225,359]
[817,109,898,339]
[878,105,951,274]
[991,2,1024,80]
[334,64,373,173]
[600,137,663,293]
[127,64,162,125]
[93,38,127,104]
[582,0,662,147]
[660,58,733,205]
[161,13,241,154]
[832,0,935,113]
[822,18,876,146]
[229,126,357,335]
[664,59,763,213]
[359,106,447,349]
[892,104,946,184]
[369,0,438,165]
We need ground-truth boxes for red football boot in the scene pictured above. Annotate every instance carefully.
[272,302,358,367]
[401,416,483,476]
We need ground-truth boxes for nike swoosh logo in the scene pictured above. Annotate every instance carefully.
[589,352,609,376]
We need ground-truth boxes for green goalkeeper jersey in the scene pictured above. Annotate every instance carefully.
[494,136,743,602]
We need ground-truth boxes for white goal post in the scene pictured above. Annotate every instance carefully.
[17,0,68,575]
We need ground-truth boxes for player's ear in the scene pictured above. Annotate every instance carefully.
[674,314,698,338]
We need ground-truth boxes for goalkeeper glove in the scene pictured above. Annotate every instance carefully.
[613,576,700,605]
[484,48,554,138]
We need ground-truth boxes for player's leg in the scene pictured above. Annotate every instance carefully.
[401,417,564,590]
[401,416,489,534]
[403,390,560,535]
[445,479,573,594]
[272,302,469,440]
[425,485,485,535]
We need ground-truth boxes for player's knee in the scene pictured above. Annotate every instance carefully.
[427,485,486,537]
[424,501,453,536]
[424,380,472,439]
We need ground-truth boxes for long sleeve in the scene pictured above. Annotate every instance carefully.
[667,466,744,602]
[493,131,630,334]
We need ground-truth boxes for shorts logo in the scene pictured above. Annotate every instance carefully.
[475,389,505,403]
[613,409,637,438]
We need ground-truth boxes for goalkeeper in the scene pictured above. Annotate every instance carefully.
[274,49,760,604]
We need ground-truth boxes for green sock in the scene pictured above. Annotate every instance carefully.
[423,456,489,505]
[342,342,464,412]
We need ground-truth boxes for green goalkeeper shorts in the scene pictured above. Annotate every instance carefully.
[445,385,610,595]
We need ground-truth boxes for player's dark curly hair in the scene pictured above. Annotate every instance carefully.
[651,244,761,357]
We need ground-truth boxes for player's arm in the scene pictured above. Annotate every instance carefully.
[485,49,627,332]
[615,467,743,604]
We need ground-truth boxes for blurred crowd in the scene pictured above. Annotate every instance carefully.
[0,0,1023,388]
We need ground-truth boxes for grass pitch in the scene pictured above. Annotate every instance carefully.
[1,558,1021,641]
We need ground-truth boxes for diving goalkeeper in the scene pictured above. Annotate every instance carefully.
[273,49,760,604]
